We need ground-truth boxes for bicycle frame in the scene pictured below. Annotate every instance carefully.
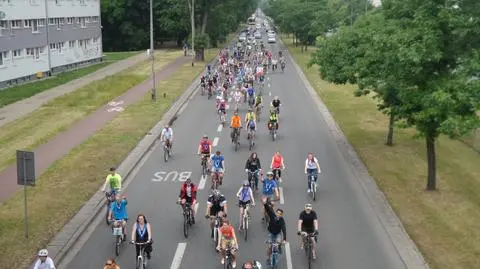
[247,170,259,189]
[269,241,281,268]
[302,232,316,268]
[132,241,149,269]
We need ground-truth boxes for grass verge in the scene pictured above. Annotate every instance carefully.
[0,52,140,108]
[282,36,480,269]
[0,50,182,172]
[0,49,217,268]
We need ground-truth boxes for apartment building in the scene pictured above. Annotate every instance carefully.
[0,0,102,88]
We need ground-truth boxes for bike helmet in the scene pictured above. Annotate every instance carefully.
[38,249,48,257]
[203,134,208,138]
[248,108,253,112]
[305,203,313,209]
[243,180,250,186]
[212,189,221,197]
[266,171,274,176]
[274,96,279,100]
[185,178,192,184]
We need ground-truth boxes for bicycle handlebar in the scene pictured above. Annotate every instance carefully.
[130,241,151,245]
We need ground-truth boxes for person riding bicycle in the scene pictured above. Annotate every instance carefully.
[271,96,281,114]
[255,95,263,111]
[268,111,279,132]
[103,258,120,269]
[245,108,257,131]
[198,134,212,162]
[102,167,122,195]
[304,153,321,193]
[230,111,242,142]
[245,152,262,190]
[160,124,174,151]
[270,151,286,182]
[205,190,228,238]
[236,180,256,229]
[271,56,278,71]
[218,98,227,116]
[131,214,153,260]
[178,178,198,222]
[297,204,319,260]
[211,150,226,185]
[262,196,287,264]
[34,249,56,269]
[246,85,255,107]
[217,219,239,268]
[261,172,279,218]
[242,260,262,269]
[108,194,128,241]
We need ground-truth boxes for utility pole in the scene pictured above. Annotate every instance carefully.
[188,0,195,66]
[150,0,157,101]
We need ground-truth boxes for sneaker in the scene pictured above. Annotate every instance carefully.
[307,189,311,193]
[147,252,151,259]
[221,258,225,265]
[232,261,237,268]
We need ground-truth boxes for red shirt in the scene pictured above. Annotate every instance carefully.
[199,139,212,153]
[180,183,197,200]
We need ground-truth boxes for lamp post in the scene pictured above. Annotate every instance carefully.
[150,0,157,101]
[187,0,195,66]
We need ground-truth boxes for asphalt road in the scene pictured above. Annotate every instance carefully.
[66,23,406,269]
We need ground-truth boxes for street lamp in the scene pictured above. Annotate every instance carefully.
[150,0,157,101]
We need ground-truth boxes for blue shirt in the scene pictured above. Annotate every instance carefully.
[247,87,255,96]
[111,199,128,220]
[211,155,225,169]
[262,179,277,196]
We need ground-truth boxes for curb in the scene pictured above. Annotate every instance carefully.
[279,38,431,269]
[38,56,218,268]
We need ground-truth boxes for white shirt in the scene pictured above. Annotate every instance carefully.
[305,157,320,171]
[161,128,173,140]
[234,91,243,101]
[33,257,56,269]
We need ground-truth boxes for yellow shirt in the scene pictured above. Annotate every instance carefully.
[231,116,241,128]
[245,112,256,122]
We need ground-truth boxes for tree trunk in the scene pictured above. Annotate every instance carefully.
[426,135,437,191]
[201,11,208,34]
[305,44,308,51]
[386,112,394,146]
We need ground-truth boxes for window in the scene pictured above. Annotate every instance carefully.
[59,18,65,24]
[79,0,85,5]
[56,18,61,29]
[0,51,4,66]
[34,48,40,60]
[67,17,73,24]
[76,17,80,24]
[69,40,75,48]
[49,18,55,25]
[24,20,31,28]
[32,20,38,32]
[11,20,21,29]
[13,49,22,57]
[55,0,60,4]
[50,43,56,50]
[0,20,7,36]
[80,17,86,28]
[26,48,33,56]
[38,19,45,27]
[58,42,64,53]
[93,37,98,43]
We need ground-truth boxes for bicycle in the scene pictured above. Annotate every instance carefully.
[232,128,240,151]
[110,221,125,256]
[240,203,254,241]
[200,154,209,176]
[163,140,171,163]
[247,129,255,150]
[104,191,117,225]
[272,168,282,184]
[223,246,236,269]
[211,171,221,190]
[177,201,194,238]
[219,110,227,127]
[130,241,150,269]
[307,170,318,201]
[247,170,260,190]
[301,232,317,269]
[268,122,277,141]
[267,241,282,269]
[255,104,262,121]
[209,215,223,248]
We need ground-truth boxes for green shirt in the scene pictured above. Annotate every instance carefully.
[106,173,122,190]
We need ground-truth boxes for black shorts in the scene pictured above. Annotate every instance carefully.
[184,196,194,204]
[238,200,251,208]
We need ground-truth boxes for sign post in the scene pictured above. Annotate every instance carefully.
[16,150,36,239]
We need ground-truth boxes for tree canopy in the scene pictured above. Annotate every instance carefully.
[101,0,258,51]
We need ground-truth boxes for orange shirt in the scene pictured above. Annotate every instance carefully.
[231,116,241,128]
[220,225,234,239]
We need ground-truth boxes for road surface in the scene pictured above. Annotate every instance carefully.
[65,26,406,269]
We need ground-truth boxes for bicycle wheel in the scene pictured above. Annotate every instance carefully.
[136,257,141,269]
[234,140,239,151]
[244,215,248,241]
[249,137,253,150]
[164,147,169,163]
[311,179,316,201]
[307,242,312,269]
[115,235,121,256]
[183,214,189,238]
[271,252,278,269]
[105,205,110,225]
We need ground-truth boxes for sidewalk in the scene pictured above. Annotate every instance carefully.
[0,56,191,203]
[0,52,148,128]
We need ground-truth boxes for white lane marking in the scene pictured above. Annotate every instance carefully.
[194,203,199,217]
[269,91,272,96]
[213,137,219,147]
[198,175,207,190]
[279,187,285,204]
[170,242,187,269]
[268,83,271,88]
[284,242,293,269]
[217,124,223,132]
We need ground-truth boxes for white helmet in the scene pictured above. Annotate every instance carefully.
[254,260,262,269]
[38,249,48,257]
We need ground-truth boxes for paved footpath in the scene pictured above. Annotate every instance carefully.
[0,55,191,203]
[0,52,148,128]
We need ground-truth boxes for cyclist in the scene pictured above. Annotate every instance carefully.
[230,111,242,143]
[236,180,256,229]
[271,96,281,114]
[268,111,279,132]
[131,213,153,260]
[33,249,56,269]
[244,108,256,125]
[245,152,262,190]
[261,172,279,219]
[103,258,120,269]
[304,153,321,193]
[160,124,174,151]
[270,151,285,182]
[211,150,226,185]
[198,134,213,168]
[297,204,319,260]
[233,89,243,110]
[218,98,227,116]
[246,84,255,107]
[108,194,128,241]
[102,167,122,194]
[205,190,228,238]
[178,178,198,223]
[254,95,263,113]
[262,197,287,264]
[242,260,262,269]
[217,219,239,268]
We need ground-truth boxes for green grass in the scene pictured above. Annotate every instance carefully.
[282,36,480,269]
[0,49,217,269]
[0,50,182,173]
[0,51,140,108]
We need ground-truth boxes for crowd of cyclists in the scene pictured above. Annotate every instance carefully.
[33,16,323,269]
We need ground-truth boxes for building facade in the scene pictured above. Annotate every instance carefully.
[0,0,102,88]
